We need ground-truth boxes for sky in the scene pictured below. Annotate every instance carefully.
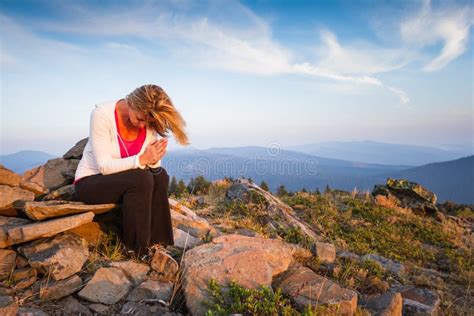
[1,0,473,156]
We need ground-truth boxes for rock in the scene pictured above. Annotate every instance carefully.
[172,227,203,250]
[19,179,48,197]
[337,251,361,261]
[313,242,336,264]
[0,185,35,216]
[56,296,92,315]
[63,138,88,160]
[61,170,76,182]
[5,212,94,248]
[362,254,405,278]
[38,274,83,301]
[0,216,32,248]
[10,267,37,291]
[78,267,133,305]
[17,288,35,304]
[69,222,106,247]
[386,178,436,204]
[234,228,260,237]
[225,183,250,202]
[0,165,21,187]
[372,179,438,215]
[272,263,357,315]
[21,158,80,192]
[0,287,13,296]
[364,291,402,316]
[0,249,16,280]
[151,250,179,282]
[88,303,109,314]
[109,260,150,286]
[120,301,170,314]
[9,267,35,282]
[22,200,117,221]
[225,179,322,246]
[16,307,48,316]
[42,185,76,201]
[399,287,440,315]
[15,255,29,269]
[0,295,17,316]
[17,231,89,281]
[126,279,173,302]
[181,234,304,316]
[169,199,216,239]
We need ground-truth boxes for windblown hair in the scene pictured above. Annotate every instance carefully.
[125,84,190,146]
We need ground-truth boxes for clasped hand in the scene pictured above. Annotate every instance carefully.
[141,138,168,166]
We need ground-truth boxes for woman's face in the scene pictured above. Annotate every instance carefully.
[128,106,147,129]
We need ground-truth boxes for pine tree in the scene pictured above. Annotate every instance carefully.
[169,176,178,196]
[324,184,331,194]
[260,180,269,191]
[277,185,288,197]
[176,180,187,198]
[187,175,211,195]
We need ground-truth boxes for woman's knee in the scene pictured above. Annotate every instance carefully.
[125,168,154,189]
[151,167,170,186]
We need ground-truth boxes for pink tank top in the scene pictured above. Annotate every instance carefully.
[73,107,146,185]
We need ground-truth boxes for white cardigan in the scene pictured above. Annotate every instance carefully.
[74,99,162,182]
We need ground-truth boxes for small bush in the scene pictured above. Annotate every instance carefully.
[202,278,295,315]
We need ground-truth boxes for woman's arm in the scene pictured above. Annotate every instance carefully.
[89,107,146,175]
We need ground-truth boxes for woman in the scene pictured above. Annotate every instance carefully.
[74,84,189,259]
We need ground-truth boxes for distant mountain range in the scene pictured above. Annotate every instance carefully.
[0,150,58,174]
[286,140,472,166]
[1,143,473,204]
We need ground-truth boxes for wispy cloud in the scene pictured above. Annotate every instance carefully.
[400,0,473,71]
[4,0,472,104]
[26,1,413,103]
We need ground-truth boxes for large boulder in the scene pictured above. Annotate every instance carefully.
[181,233,312,315]
[372,178,438,215]
[21,158,80,194]
[272,263,358,315]
[63,138,88,160]
[386,178,436,204]
[17,231,89,281]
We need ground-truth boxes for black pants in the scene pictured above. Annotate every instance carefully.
[74,167,174,256]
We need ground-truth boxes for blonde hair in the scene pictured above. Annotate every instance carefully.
[125,84,190,146]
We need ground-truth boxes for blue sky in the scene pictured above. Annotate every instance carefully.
[1,0,473,156]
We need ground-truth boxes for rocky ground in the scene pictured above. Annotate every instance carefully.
[0,138,472,315]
